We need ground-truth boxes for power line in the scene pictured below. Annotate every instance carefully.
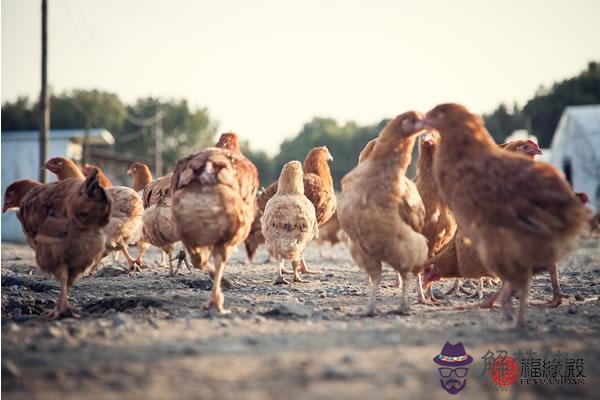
[60,0,160,128]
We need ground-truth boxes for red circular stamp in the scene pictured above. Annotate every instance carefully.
[488,356,520,386]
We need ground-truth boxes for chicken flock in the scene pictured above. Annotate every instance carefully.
[3,104,597,329]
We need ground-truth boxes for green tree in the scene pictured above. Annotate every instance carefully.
[483,103,526,143]
[523,62,600,147]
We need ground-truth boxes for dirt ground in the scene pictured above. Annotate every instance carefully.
[1,238,599,400]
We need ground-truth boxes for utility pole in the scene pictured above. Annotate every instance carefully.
[155,104,163,177]
[39,0,50,182]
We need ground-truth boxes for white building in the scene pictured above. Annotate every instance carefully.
[1,129,114,242]
[548,105,600,211]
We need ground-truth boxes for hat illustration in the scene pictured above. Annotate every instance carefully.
[433,342,473,367]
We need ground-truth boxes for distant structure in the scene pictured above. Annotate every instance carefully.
[505,129,538,143]
[1,129,114,242]
[548,105,600,211]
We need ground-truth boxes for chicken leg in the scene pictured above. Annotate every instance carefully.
[417,273,440,306]
[274,258,291,284]
[298,255,320,274]
[171,249,192,276]
[545,263,569,307]
[203,251,229,314]
[42,266,79,320]
[394,272,402,288]
[367,270,382,315]
[120,242,142,273]
[445,278,476,296]
[292,259,308,283]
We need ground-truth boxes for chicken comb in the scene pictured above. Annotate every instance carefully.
[527,139,539,148]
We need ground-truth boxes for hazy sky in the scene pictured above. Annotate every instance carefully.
[2,0,599,154]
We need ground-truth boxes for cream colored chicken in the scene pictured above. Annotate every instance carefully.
[262,161,318,284]
[338,112,429,314]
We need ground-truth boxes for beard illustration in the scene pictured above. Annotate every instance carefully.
[440,378,467,395]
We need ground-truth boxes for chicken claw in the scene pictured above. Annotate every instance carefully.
[274,275,292,285]
[171,249,192,276]
[42,302,80,320]
[203,294,230,315]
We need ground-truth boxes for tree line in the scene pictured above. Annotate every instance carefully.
[2,62,599,188]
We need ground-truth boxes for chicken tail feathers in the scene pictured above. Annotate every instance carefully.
[84,168,109,204]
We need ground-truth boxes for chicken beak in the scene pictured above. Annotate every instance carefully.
[531,148,543,156]
[2,204,9,213]
[421,131,435,146]
[126,168,133,176]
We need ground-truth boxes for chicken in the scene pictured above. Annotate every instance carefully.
[244,195,269,263]
[127,161,175,267]
[44,157,144,270]
[421,232,495,298]
[128,162,154,193]
[499,139,543,157]
[316,210,349,259]
[81,163,113,188]
[171,132,259,313]
[424,139,575,306]
[413,129,457,303]
[3,180,43,248]
[17,170,111,319]
[419,103,591,328]
[244,146,336,272]
[3,179,42,213]
[415,130,457,256]
[262,161,318,283]
[439,139,543,299]
[338,112,428,314]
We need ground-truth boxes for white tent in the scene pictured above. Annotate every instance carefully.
[548,105,600,211]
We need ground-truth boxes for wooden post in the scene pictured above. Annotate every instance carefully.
[39,0,50,182]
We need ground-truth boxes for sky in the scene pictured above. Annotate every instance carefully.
[2,0,600,154]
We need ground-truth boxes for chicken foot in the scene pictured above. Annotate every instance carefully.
[120,242,142,273]
[464,278,484,299]
[366,271,382,315]
[445,278,476,296]
[274,258,291,284]
[500,281,531,329]
[417,273,441,306]
[292,259,308,283]
[544,263,569,307]
[132,240,150,269]
[203,252,230,314]
[42,266,79,320]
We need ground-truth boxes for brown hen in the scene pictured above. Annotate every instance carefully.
[17,170,111,319]
[420,103,590,328]
[171,132,259,313]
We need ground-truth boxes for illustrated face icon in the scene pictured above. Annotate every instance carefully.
[433,342,473,395]
[438,367,469,394]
